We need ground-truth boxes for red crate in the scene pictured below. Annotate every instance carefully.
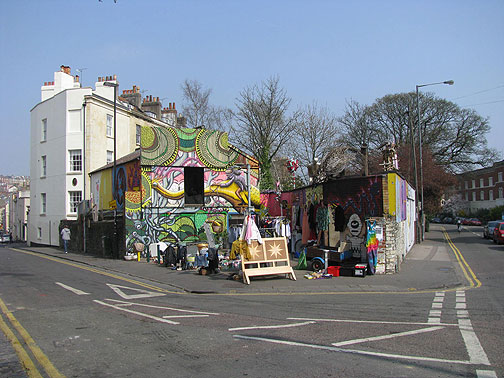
[327,266,340,277]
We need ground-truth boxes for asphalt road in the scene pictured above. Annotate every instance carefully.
[0,225,502,377]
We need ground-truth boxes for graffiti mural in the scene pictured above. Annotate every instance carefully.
[323,176,383,218]
[122,126,260,250]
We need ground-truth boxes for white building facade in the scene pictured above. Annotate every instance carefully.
[9,189,30,241]
[29,66,174,247]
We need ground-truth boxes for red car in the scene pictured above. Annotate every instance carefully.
[493,222,504,244]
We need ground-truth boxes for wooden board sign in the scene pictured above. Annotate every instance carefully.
[241,237,296,285]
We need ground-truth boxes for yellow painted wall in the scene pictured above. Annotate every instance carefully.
[388,173,397,217]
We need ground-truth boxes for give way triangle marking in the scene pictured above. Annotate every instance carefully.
[107,283,166,299]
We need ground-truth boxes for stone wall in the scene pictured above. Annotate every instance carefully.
[59,215,125,258]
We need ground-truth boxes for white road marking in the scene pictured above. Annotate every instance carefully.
[429,310,441,316]
[106,284,165,299]
[457,310,469,318]
[428,318,441,324]
[476,370,498,378]
[162,315,210,319]
[331,326,443,347]
[234,334,476,365]
[287,318,459,327]
[93,300,179,324]
[456,303,467,309]
[104,298,219,315]
[432,302,443,309]
[433,297,444,302]
[55,282,90,295]
[458,318,490,365]
[229,321,315,332]
[456,291,465,297]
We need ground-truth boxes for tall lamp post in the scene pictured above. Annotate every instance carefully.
[416,80,454,242]
[103,81,119,257]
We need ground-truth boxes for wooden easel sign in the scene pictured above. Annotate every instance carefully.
[241,237,296,285]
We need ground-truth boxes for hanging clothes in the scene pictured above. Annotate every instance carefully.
[244,215,263,245]
[316,205,329,234]
[302,208,310,244]
[230,239,251,260]
[366,219,379,275]
[308,203,317,232]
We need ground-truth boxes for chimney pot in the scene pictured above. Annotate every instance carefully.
[113,74,117,80]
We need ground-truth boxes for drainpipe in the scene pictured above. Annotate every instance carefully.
[83,101,87,253]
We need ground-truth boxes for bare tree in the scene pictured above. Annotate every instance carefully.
[339,93,500,172]
[231,76,298,190]
[291,103,340,166]
[181,79,211,129]
[180,79,232,131]
[339,99,373,150]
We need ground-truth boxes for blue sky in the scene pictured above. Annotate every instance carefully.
[1,0,502,176]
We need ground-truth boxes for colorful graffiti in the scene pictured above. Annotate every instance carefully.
[387,173,407,222]
[323,176,383,218]
[121,126,260,250]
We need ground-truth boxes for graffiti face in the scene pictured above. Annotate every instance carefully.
[348,214,362,237]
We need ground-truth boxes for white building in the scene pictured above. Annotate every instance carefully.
[9,188,30,241]
[29,66,177,247]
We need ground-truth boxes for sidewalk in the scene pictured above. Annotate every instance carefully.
[17,228,466,295]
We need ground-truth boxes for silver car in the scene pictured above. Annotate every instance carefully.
[483,221,501,239]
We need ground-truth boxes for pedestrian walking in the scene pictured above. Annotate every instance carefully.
[61,225,71,253]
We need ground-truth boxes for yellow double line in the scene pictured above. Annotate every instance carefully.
[443,229,481,288]
[0,296,64,378]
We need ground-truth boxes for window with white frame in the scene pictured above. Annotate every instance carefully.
[41,118,47,142]
[107,150,113,164]
[490,190,494,201]
[480,191,484,200]
[106,114,113,137]
[69,150,82,172]
[41,193,46,214]
[69,191,82,213]
[500,187,503,199]
[41,155,46,177]
[136,124,141,145]
[489,177,494,186]
[480,178,484,187]
[472,179,475,188]
[464,181,468,189]
[499,172,503,182]
[465,192,468,201]
[472,192,476,201]
[37,227,42,239]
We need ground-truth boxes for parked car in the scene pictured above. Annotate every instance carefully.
[462,218,471,225]
[0,233,10,243]
[442,217,453,224]
[431,217,441,224]
[469,218,482,226]
[493,222,504,244]
[484,221,501,239]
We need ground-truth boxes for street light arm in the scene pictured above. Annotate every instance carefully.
[416,80,454,89]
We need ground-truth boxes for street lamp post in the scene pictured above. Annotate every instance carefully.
[416,80,454,242]
[103,81,119,257]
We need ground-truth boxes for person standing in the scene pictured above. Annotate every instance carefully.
[61,225,71,253]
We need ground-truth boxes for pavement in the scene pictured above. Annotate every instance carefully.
[11,225,468,295]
